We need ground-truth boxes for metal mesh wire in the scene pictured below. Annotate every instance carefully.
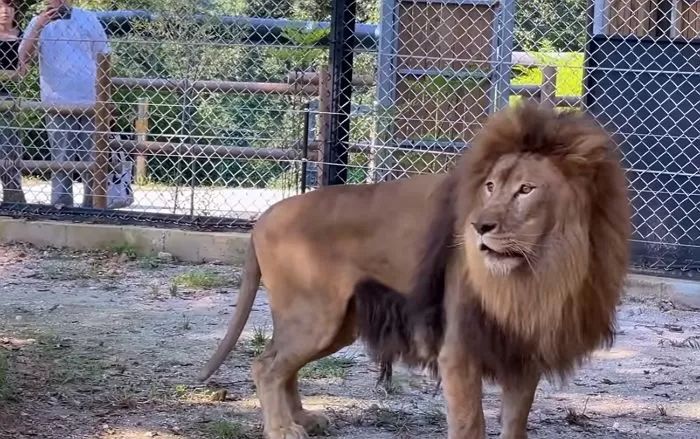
[587,1,700,273]
[0,0,698,273]
[1,0,335,222]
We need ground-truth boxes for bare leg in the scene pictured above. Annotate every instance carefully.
[45,114,75,207]
[76,115,96,209]
[499,372,539,439]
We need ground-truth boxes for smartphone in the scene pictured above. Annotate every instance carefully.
[53,5,72,20]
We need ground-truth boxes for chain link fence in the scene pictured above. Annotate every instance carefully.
[0,0,698,275]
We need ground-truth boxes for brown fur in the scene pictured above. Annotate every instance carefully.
[355,102,631,438]
[198,171,448,439]
[359,103,630,375]
[198,102,630,439]
[354,279,439,380]
[447,103,629,379]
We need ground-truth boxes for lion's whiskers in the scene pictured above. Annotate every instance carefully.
[522,252,537,275]
[451,233,467,248]
[506,240,541,277]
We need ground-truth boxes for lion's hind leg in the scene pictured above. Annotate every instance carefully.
[284,374,331,435]
[252,342,308,439]
[376,360,393,390]
[284,310,357,435]
[253,289,354,439]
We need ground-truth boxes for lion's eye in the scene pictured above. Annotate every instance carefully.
[519,184,534,195]
[485,182,494,193]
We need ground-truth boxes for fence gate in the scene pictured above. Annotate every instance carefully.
[374,0,515,180]
[585,0,700,277]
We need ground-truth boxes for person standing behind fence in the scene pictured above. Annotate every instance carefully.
[0,0,26,203]
[19,0,111,208]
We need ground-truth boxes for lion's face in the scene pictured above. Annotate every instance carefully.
[465,153,577,276]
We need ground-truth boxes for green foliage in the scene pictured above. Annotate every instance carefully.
[515,0,587,52]
[247,325,270,356]
[206,420,254,439]
[110,242,138,258]
[299,355,355,379]
[272,28,329,70]
[12,0,586,192]
[172,269,229,289]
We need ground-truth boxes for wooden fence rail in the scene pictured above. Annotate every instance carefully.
[0,160,95,173]
[2,55,583,208]
[0,100,95,117]
[111,77,319,96]
[112,139,303,161]
[92,53,112,209]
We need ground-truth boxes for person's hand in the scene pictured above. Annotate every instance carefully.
[35,7,59,28]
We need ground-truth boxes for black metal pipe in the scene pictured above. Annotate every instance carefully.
[323,0,356,186]
[301,102,311,194]
[95,10,378,51]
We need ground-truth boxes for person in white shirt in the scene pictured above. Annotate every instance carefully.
[19,0,111,208]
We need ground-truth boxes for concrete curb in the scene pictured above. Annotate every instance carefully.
[1,216,698,310]
[0,216,250,265]
[625,273,700,311]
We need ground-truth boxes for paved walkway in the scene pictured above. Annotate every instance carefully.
[22,180,297,219]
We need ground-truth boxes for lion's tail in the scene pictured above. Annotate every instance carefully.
[198,238,261,382]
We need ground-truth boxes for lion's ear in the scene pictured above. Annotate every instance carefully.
[560,116,619,178]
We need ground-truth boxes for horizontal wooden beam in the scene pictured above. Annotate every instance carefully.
[0,100,96,116]
[110,77,319,96]
[111,139,303,161]
[0,160,95,172]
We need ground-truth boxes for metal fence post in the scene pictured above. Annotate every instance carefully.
[323,0,357,186]
[494,0,516,111]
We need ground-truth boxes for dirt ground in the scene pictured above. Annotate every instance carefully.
[1,242,699,439]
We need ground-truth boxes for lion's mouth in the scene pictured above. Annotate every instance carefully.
[479,243,525,259]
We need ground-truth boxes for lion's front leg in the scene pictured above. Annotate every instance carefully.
[438,343,486,439]
[498,371,539,439]
[436,258,486,439]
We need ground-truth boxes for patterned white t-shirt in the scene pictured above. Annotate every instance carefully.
[21,7,111,105]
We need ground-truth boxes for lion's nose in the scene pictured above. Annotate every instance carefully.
[472,221,497,235]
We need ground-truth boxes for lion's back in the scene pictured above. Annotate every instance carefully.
[255,173,445,241]
[252,172,447,292]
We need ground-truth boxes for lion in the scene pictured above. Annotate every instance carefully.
[198,102,631,439]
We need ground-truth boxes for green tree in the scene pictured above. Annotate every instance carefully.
[515,0,587,52]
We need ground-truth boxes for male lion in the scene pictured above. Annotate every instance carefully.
[198,102,631,439]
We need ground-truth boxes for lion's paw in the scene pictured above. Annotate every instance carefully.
[295,410,331,435]
[266,423,309,439]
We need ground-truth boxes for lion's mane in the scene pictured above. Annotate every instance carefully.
[355,102,631,382]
